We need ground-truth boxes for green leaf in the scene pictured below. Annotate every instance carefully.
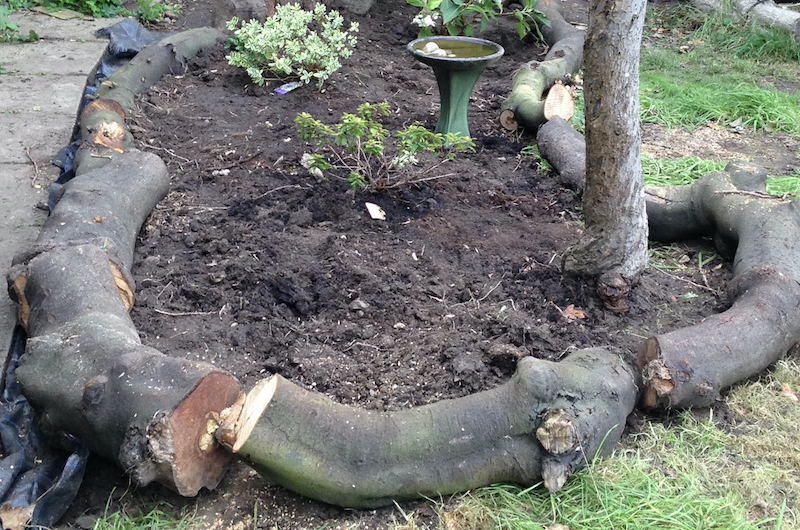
[515,19,527,39]
[440,0,460,24]
[406,0,424,6]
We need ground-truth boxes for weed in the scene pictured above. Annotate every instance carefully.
[0,5,38,43]
[226,4,358,88]
[296,102,474,191]
[136,0,180,22]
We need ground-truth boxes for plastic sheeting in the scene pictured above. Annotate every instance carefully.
[0,326,89,530]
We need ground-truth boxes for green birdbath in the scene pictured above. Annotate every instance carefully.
[407,36,504,138]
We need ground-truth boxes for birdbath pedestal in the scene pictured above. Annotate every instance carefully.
[407,36,504,138]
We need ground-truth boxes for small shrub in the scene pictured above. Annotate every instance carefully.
[296,102,475,191]
[226,4,358,88]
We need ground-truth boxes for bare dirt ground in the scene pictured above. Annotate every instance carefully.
[55,0,800,528]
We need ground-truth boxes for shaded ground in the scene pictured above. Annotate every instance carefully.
[51,0,798,528]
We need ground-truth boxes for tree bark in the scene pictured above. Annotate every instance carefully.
[561,0,649,313]
[7,152,242,495]
[690,0,800,43]
[536,116,586,193]
[217,349,638,507]
[640,161,800,408]
[499,1,585,131]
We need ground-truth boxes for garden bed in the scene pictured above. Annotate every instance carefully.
[47,0,800,527]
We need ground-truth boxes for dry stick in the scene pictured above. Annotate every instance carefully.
[24,146,40,187]
[654,266,719,294]
[252,184,311,201]
[714,189,794,201]
[208,151,263,171]
[153,308,216,317]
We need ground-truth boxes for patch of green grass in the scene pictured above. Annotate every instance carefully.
[642,156,800,198]
[442,445,762,529]
[640,6,800,134]
[136,0,180,22]
[766,169,800,197]
[519,144,553,173]
[92,505,198,530]
[642,155,726,187]
[640,73,800,134]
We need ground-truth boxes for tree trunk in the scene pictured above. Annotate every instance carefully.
[217,349,638,507]
[7,152,242,495]
[640,161,800,408]
[562,0,649,313]
[499,0,585,131]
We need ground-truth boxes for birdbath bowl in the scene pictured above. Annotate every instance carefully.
[407,36,504,138]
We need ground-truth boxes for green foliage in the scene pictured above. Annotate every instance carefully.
[295,102,475,191]
[136,0,181,22]
[0,5,38,43]
[226,4,358,88]
[640,5,800,134]
[407,0,548,39]
[31,0,128,18]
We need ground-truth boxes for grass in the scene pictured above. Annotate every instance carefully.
[432,358,800,529]
[91,504,198,530]
[641,156,800,198]
[639,5,800,134]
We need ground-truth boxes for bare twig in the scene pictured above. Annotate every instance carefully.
[153,308,215,316]
[25,146,40,187]
[653,266,720,295]
[252,184,312,201]
[714,189,794,201]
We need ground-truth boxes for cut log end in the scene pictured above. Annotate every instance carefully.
[499,109,519,131]
[536,408,577,454]
[167,372,242,496]
[217,375,278,453]
[544,82,575,121]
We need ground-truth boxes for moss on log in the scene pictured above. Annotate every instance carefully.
[640,161,800,408]
[217,349,637,507]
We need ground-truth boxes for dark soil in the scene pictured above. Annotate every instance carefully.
[57,1,741,529]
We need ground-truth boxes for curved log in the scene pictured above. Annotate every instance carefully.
[499,1,585,131]
[7,151,242,495]
[217,348,638,506]
[640,161,800,408]
[75,28,228,176]
[690,0,800,43]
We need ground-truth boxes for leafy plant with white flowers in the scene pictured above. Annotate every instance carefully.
[296,102,475,191]
[408,0,548,39]
[226,3,358,88]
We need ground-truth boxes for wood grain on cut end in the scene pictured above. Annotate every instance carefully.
[169,371,242,496]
